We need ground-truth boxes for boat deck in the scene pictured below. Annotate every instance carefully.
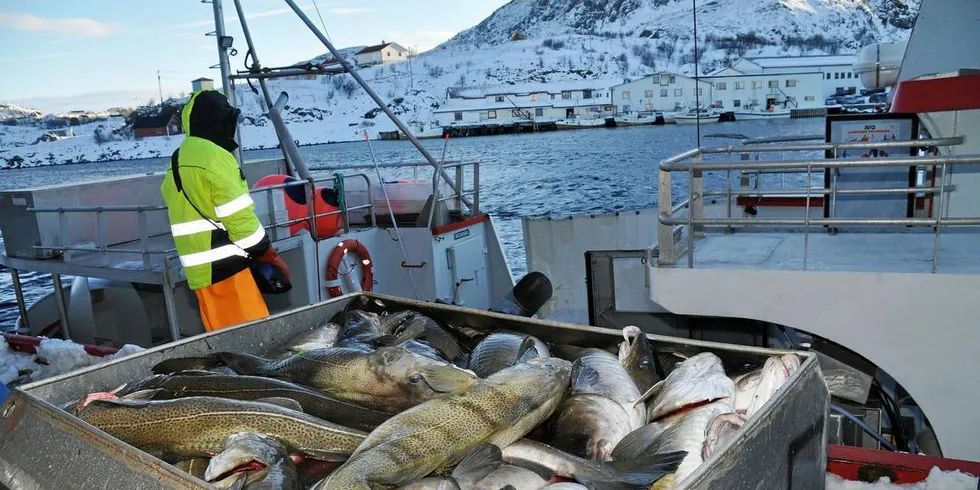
[689,230,980,274]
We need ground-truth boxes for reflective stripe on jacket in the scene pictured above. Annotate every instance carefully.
[160,90,269,290]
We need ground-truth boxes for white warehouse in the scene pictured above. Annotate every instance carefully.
[731,55,863,100]
[432,80,619,126]
[610,72,713,113]
[702,69,825,111]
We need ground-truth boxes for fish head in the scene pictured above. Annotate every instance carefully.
[618,326,662,388]
[494,357,572,393]
[369,347,479,406]
[205,432,288,488]
[380,310,419,336]
[340,310,383,340]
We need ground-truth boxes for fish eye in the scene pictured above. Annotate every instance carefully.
[409,373,424,383]
[639,360,651,368]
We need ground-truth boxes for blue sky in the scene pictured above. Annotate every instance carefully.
[0,1,508,113]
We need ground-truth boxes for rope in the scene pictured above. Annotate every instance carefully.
[332,172,347,217]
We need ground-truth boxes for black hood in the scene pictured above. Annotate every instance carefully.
[182,90,240,153]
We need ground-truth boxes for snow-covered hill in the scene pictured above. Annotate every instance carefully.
[1,0,918,169]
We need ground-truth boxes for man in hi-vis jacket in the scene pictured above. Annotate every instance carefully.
[161,89,289,332]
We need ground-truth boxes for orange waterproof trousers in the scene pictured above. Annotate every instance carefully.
[194,268,269,332]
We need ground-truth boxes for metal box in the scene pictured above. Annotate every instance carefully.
[0,293,828,489]
[0,159,287,260]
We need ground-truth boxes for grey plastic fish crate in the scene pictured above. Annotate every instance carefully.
[0,293,829,490]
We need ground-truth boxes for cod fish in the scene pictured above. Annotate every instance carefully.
[313,358,572,489]
[733,354,800,417]
[640,352,735,422]
[121,371,392,431]
[337,310,385,348]
[501,439,685,489]
[617,326,663,394]
[75,394,366,461]
[702,412,745,460]
[206,432,301,490]
[398,443,504,490]
[187,346,478,413]
[388,312,470,367]
[266,323,343,357]
[470,464,548,490]
[469,332,550,378]
[550,351,645,461]
[612,399,732,487]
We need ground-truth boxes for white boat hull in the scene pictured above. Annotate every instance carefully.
[673,115,719,124]
[733,110,791,120]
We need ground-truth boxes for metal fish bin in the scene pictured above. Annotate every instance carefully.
[0,293,829,489]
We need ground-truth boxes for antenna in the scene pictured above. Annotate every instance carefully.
[692,0,701,148]
[157,70,164,105]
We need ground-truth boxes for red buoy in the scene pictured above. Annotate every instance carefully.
[252,174,342,239]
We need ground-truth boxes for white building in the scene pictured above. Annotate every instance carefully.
[191,78,214,92]
[610,72,713,113]
[731,55,862,100]
[702,69,824,111]
[432,80,619,126]
[355,41,410,67]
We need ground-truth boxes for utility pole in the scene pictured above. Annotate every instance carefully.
[158,70,169,136]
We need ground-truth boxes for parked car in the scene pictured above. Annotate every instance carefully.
[869,93,888,104]
[841,95,865,105]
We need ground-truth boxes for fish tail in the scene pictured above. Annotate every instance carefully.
[581,450,685,489]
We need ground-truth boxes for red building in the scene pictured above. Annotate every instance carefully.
[132,114,181,139]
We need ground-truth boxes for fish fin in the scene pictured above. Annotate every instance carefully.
[151,355,224,374]
[421,365,479,393]
[633,379,664,408]
[392,318,428,345]
[214,352,273,376]
[578,451,686,490]
[611,423,662,461]
[571,361,602,392]
[373,335,396,347]
[450,443,503,486]
[254,397,305,413]
[452,352,471,369]
[121,388,164,401]
[516,336,539,364]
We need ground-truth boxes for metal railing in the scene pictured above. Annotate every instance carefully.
[656,135,980,273]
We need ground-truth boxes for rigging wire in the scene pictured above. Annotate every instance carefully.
[692,0,701,148]
[311,0,332,43]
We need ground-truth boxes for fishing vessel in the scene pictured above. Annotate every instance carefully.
[0,0,977,481]
[731,108,791,120]
[671,108,720,124]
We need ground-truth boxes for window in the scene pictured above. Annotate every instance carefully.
[561,91,572,100]
[733,99,741,107]
[752,81,762,89]
[834,72,840,79]
[551,94,556,99]
[668,74,676,83]
[622,105,630,112]
[768,80,779,88]
[583,89,593,99]
[622,91,631,100]
[847,73,852,79]
[714,100,723,108]
[644,90,653,98]
[453,112,462,121]
[826,73,832,80]
[529,94,537,101]
[804,96,815,101]
[495,95,505,102]
[660,76,670,86]
[660,88,668,97]
[674,88,683,97]
[535,108,544,117]
[487,110,497,119]
[785,80,797,88]
[651,75,660,84]
[399,52,403,57]
[717,82,727,90]
[735,81,745,90]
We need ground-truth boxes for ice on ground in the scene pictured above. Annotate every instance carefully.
[826,467,979,489]
[0,337,145,386]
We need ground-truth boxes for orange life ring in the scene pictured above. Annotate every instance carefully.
[324,239,374,297]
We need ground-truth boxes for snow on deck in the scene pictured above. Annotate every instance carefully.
[825,467,978,489]
[1,337,144,386]
[689,231,980,274]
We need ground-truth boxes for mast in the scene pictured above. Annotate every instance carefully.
[209,0,244,164]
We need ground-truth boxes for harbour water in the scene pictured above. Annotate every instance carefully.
[0,118,822,328]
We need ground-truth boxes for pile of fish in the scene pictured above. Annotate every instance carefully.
[67,302,801,490]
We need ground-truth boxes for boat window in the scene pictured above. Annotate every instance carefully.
[651,75,660,84]
[768,80,779,88]
[583,90,592,99]
[562,91,572,100]
[835,72,840,79]
[487,110,497,119]
[785,80,797,88]
[826,73,831,80]
[674,88,683,96]
[752,81,762,89]
[495,95,505,102]
[847,73,852,79]
[660,89,668,97]
[717,82,726,90]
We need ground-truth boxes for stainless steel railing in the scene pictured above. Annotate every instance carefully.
[656,135,979,273]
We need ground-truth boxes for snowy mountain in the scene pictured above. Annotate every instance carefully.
[1,0,919,169]
[0,104,44,124]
